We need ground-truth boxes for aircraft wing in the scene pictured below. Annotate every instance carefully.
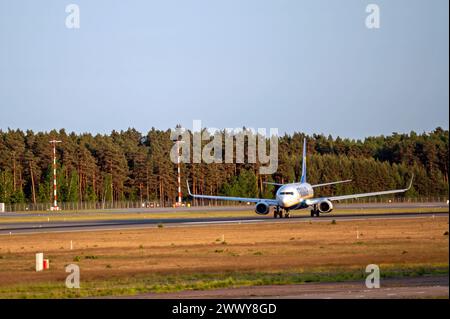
[306,176,413,205]
[186,181,279,206]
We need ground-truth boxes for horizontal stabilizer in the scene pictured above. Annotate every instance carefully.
[311,179,352,188]
[262,182,284,186]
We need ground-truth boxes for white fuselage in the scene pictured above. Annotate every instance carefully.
[276,182,314,209]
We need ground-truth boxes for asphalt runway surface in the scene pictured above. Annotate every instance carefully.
[130,275,449,299]
[0,202,447,217]
[0,210,447,235]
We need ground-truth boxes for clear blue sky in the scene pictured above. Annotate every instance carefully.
[0,0,448,139]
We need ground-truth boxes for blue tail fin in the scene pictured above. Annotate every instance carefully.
[300,139,307,183]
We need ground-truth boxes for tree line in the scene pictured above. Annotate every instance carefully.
[0,127,448,205]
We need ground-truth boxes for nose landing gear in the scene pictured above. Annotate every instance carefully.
[273,206,282,218]
[273,206,290,218]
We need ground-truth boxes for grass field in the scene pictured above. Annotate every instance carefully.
[0,215,448,298]
[0,206,448,224]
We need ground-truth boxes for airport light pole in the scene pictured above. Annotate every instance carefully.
[49,139,62,211]
[176,138,182,207]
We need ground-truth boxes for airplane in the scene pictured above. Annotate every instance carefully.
[186,139,414,218]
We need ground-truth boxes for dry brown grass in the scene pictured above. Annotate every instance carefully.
[0,216,448,291]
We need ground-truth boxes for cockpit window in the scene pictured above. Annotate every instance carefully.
[280,192,294,195]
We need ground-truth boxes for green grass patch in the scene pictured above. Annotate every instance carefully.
[1,264,446,298]
[84,255,98,260]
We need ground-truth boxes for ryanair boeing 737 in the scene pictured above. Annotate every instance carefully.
[187,139,413,218]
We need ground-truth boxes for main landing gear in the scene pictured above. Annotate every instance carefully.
[273,206,282,218]
[273,206,290,218]
[310,204,320,217]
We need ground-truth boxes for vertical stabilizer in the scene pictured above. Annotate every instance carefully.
[300,139,307,183]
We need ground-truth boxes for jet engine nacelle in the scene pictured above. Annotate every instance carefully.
[318,199,333,213]
[255,202,270,215]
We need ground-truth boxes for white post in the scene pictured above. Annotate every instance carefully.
[36,253,44,272]
[0,203,4,213]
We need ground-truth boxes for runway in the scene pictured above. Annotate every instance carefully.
[0,211,447,235]
[0,202,447,217]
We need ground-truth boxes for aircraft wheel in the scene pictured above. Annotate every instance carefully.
[274,208,281,218]
[284,211,290,218]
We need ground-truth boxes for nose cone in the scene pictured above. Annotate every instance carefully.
[277,187,297,208]
[280,197,291,207]
[277,194,294,208]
